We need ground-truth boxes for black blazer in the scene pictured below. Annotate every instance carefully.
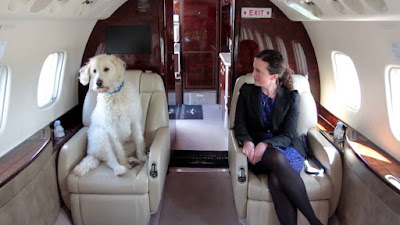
[234,83,306,157]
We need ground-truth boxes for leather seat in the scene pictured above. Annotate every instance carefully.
[228,74,342,225]
[57,70,170,225]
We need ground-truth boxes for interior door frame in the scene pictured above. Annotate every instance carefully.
[179,0,220,96]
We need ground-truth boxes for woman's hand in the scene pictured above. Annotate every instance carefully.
[251,142,269,164]
[242,141,255,162]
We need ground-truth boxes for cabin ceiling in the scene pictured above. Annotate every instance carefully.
[0,0,399,21]
[270,0,400,21]
[0,0,127,19]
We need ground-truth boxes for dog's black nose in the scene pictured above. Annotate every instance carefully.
[96,79,103,87]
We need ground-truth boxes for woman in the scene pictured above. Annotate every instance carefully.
[234,49,323,225]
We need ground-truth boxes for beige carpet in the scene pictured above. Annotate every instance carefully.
[157,171,239,225]
[172,104,228,151]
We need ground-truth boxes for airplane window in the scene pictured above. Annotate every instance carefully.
[37,52,65,108]
[0,65,8,128]
[276,37,288,64]
[293,42,308,76]
[386,67,400,140]
[332,52,361,111]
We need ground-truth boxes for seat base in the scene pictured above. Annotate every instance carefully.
[246,200,329,225]
[70,193,150,225]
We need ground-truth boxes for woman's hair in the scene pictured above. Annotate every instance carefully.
[255,49,294,90]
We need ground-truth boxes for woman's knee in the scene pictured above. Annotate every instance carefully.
[264,149,289,168]
[268,173,280,190]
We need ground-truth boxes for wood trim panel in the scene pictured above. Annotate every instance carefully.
[346,127,400,195]
[80,0,174,105]
[0,106,83,188]
[0,127,51,188]
[317,104,400,195]
[232,0,320,102]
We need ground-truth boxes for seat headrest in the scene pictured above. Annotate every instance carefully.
[139,71,165,93]
[82,70,165,127]
[292,74,311,95]
[230,74,317,135]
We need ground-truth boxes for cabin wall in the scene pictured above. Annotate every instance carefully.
[304,21,400,161]
[232,0,320,102]
[80,0,174,104]
[0,143,60,225]
[335,145,400,225]
[0,19,96,157]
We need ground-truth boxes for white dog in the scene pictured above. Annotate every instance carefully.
[74,54,147,176]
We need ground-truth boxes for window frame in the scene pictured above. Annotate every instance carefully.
[332,51,361,111]
[264,33,274,50]
[385,66,400,141]
[37,51,65,108]
[292,42,308,76]
[0,65,9,129]
[276,37,288,64]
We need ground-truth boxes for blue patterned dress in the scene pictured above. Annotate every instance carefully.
[259,92,305,174]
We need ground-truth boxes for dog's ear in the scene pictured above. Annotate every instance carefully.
[111,56,126,76]
[79,63,91,86]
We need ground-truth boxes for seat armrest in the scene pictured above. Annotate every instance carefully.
[307,128,343,216]
[57,127,88,209]
[148,126,170,213]
[228,130,249,219]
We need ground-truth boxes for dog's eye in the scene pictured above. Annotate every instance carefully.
[93,69,97,73]
[104,67,109,72]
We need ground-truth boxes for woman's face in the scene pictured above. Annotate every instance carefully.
[252,58,278,88]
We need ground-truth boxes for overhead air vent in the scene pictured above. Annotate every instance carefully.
[364,0,388,13]
[8,0,30,11]
[31,0,53,13]
[50,0,69,13]
[286,1,320,20]
[75,0,94,15]
[331,0,346,15]
[300,0,322,17]
[342,0,365,14]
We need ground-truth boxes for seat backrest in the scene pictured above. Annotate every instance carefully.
[82,70,169,148]
[229,74,317,136]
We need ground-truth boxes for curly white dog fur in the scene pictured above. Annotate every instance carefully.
[74,54,147,176]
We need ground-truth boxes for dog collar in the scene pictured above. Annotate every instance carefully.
[107,82,124,95]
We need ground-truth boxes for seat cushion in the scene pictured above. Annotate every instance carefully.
[247,169,332,201]
[68,161,149,195]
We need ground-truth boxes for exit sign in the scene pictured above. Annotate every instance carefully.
[241,7,272,18]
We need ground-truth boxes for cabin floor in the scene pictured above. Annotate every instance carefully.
[54,104,237,225]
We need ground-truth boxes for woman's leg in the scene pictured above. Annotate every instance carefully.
[260,149,323,225]
[268,172,297,225]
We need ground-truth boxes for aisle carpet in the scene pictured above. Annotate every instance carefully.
[169,150,228,168]
[168,105,203,120]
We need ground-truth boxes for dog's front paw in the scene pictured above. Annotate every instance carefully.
[74,164,88,176]
[113,165,128,176]
[138,154,148,162]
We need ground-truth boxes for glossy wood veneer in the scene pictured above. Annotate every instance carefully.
[181,0,218,90]
[317,104,400,195]
[0,106,83,188]
[0,127,50,188]
[80,0,174,104]
[232,0,320,102]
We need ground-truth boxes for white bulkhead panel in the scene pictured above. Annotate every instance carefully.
[304,21,400,161]
[0,0,127,156]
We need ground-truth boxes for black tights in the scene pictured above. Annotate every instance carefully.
[257,149,323,225]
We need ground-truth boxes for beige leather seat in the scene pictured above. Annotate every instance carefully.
[228,74,342,225]
[57,70,170,225]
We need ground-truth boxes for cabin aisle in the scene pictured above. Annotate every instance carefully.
[172,104,228,151]
[155,171,239,225]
